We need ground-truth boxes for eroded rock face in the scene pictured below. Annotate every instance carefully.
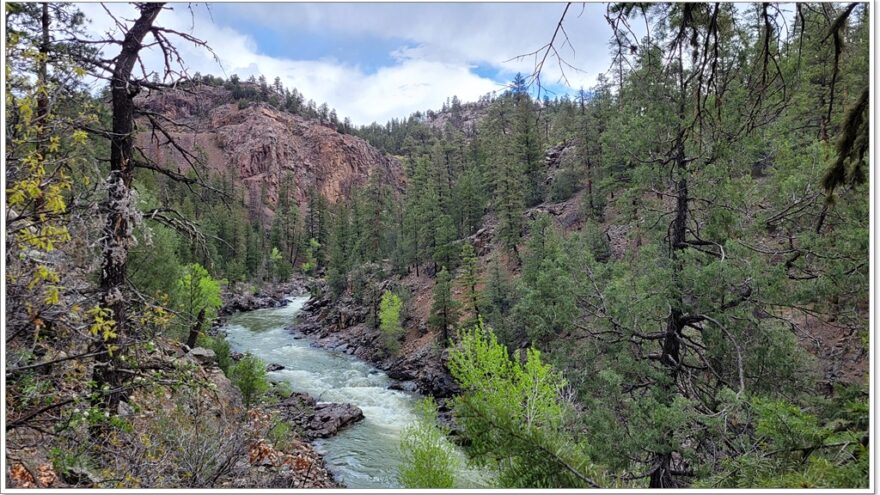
[136,85,404,220]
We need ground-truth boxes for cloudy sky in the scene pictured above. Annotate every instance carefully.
[76,3,619,125]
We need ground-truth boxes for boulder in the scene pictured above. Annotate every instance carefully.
[388,381,419,393]
[310,403,365,438]
[266,363,285,372]
[117,400,134,417]
[274,392,364,440]
[188,347,217,365]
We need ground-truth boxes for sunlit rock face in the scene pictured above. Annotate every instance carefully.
[137,84,404,222]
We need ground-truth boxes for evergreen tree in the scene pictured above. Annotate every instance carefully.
[458,242,483,327]
[432,214,457,272]
[428,268,460,344]
[451,167,485,237]
[326,203,352,296]
[483,254,516,333]
[512,215,576,346]
[306,185,329,266]
[512,90,544,206]
[484,100,525,256]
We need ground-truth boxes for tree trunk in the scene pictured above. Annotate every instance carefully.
[37,3,49,124]
[649,452,681,489]
[650,139,688,489]
[186,308,206,349]
[94,3,164,412]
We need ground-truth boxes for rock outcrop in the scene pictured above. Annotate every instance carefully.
[136,85,404,220]
[220,288,287,317]
[291,281,459,399]
[219,278,310,318]
[274,392,365,440]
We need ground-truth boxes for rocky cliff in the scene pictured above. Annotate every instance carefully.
[136,85,404,218]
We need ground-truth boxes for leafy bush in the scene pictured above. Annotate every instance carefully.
[198,334,232,375]
[448,322,606,488]
[267,417,295,452]
[48,446,93,481]
[229,354,269,409]
[379,290,404,354]
[398,398,458,488]
[139,388,248,487]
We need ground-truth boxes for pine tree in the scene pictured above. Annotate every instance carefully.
[326,203,352,296]
[452,167,484,237]
[484,99,525,257]
[458,242,482,327]
[428,268,460,344]
[432,214,457,272]
[270,172,302,266]
[305,185,328,266]
[513,91,544,207]
[512,217,576,346]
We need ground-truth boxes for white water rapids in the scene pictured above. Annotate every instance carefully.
[221,296,486,488]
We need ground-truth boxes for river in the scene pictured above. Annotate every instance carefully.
[221,296,484,488]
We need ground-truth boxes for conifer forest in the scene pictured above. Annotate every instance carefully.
[3,2,873,491]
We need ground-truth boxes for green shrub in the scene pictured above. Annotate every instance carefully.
[49,446,93,480]
[379,290,404,354]
[229,354,269,409]
[267,417,295,451]
[398,398,458,488]
[198,334,232,375]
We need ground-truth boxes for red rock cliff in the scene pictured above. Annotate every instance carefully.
[136,85,404,218]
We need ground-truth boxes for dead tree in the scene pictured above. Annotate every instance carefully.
[83,3,219,410]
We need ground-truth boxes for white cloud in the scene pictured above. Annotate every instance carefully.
[74,3,615,125]
[223,3,616,88]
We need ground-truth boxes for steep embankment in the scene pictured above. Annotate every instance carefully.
[5,336,339,489]
[136,85,404,216]
[289,136,867,411]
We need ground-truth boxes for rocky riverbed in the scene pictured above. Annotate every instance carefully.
[273,392,365,440]
[219,278,311,318]
[290,282,459,400]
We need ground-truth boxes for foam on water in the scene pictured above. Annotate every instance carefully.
[222,296,475,488]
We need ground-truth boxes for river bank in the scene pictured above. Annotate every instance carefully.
[291,279,458,398]
[221,296,426,488]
